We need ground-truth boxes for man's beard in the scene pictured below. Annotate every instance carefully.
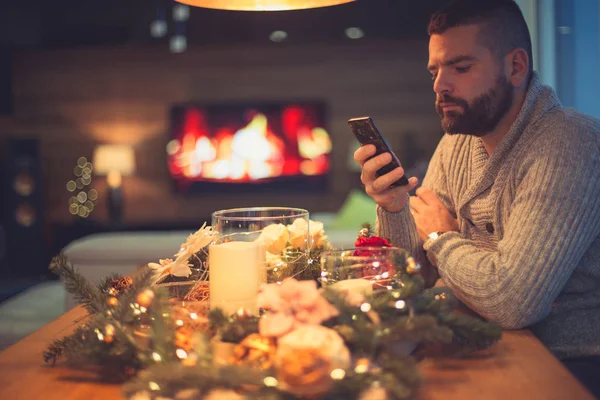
[435,74,513,137]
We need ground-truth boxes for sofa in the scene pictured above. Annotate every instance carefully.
[62,191,378,310]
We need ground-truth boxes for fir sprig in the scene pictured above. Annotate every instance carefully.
[209,308,260,343]
[43,325,91,365]
[97,273,125,293]
[122,362,269,399]
[145,287,178,366]
[44,256,174,381]
[49,253,105,314]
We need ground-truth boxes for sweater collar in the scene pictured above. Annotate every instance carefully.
[459,72,561,209]
[485,71,561,166]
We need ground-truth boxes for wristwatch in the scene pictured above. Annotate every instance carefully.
[427,231,446,242]
[424,232,446,266]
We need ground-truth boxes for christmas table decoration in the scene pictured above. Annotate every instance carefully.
[44,217,501,399]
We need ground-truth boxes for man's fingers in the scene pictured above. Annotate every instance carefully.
[361,152,392,186]
[354,144,377,165]
[371,166,404,192]
[407,177,419,191]
[415,187,439,205]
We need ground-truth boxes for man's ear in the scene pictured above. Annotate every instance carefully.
[506,48,529,88]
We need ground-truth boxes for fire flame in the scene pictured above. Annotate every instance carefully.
[168,108,331,182]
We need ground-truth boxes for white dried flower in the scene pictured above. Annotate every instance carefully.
[287,219,328,250]
[148,257,192,285]
[256,223,289,254]
[175,222,215,259]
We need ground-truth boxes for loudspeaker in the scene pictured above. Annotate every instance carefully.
[1,138,48,278]
[0,49,12,116]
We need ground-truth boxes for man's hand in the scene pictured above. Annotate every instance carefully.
[410,187,459,241]
[354,145,419,212]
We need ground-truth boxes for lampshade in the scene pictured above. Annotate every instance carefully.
[174,0,355,11]
[93,145,136,176]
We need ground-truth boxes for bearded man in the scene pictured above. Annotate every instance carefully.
[354,0,600,396]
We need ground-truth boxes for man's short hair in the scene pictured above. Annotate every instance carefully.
[428,0,533,76]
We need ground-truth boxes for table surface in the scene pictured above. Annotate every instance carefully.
[0,305,594,400]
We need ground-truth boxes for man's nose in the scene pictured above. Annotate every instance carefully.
[433,71,453,96]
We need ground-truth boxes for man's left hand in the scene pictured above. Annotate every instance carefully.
[410,187,459,241]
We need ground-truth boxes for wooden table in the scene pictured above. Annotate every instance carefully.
[0,306,594,400]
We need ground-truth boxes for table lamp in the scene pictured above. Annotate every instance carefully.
[93,144,135,222]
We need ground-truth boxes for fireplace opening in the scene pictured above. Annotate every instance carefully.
[167,101,331,194]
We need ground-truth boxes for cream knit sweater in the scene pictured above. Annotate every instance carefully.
[377,73,600,359]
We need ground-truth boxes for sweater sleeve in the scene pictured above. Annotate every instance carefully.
[425,128,600,329]
[376,134,453,287]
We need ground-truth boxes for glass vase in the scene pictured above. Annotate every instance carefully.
[319,247,409,295]
[209,207,310,315]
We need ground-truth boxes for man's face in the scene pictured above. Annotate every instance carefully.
[428,25,514,136]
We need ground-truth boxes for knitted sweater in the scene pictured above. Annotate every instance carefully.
[376,72,600,359]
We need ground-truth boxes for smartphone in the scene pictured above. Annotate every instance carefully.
[348,116,409,187]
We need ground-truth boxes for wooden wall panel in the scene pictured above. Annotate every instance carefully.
[2,40,442,225]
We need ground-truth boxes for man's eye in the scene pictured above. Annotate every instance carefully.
[430,74,437,81]
[456,65,471,73]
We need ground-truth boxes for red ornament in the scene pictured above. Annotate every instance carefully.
[354,233,395,285]
[354,236,392,257]
[355,236,392,248]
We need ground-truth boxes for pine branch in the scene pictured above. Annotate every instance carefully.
[377,352,421,389]
[43,325,91,365]
[439,314,502,350]
[43,267,161,381]
[360,222,373,236]
[380,315,453,347]
[146,287,178,366]
[328,371,376,399]
[97,273,124,293]
[49,253,105,314]
[208,308,229,329]
[412,287,458,315]
[110,269,154,323]
[208,308,260,343]
[379,370,415,400]
[122,362,268,399]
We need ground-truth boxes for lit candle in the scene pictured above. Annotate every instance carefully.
[331,279,373,297]
[209,241,260,315]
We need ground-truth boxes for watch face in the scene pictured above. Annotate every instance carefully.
[428,232,440,241]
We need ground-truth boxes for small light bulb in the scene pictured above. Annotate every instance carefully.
[269,30,288,42]
[173,5,190,22]
[345,27,364,40]
[170,35,187,53]
[150,20,168,38]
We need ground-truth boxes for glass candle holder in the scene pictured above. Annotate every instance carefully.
[320,247,409,296]
[150,280,210,345]
[209,207,310,315]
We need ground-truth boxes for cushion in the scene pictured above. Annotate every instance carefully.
[329,189,377,230]
[63,231,190,263]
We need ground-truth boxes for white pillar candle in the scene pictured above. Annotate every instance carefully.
[331,278,373,297]
[209,241,260,315]
[256,241,267,285]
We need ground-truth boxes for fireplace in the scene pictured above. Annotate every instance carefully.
[167,101,332,194]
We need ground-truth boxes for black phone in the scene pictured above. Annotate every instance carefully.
[348,116,409,187]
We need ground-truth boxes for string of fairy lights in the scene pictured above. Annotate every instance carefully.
[66,157,98,218]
